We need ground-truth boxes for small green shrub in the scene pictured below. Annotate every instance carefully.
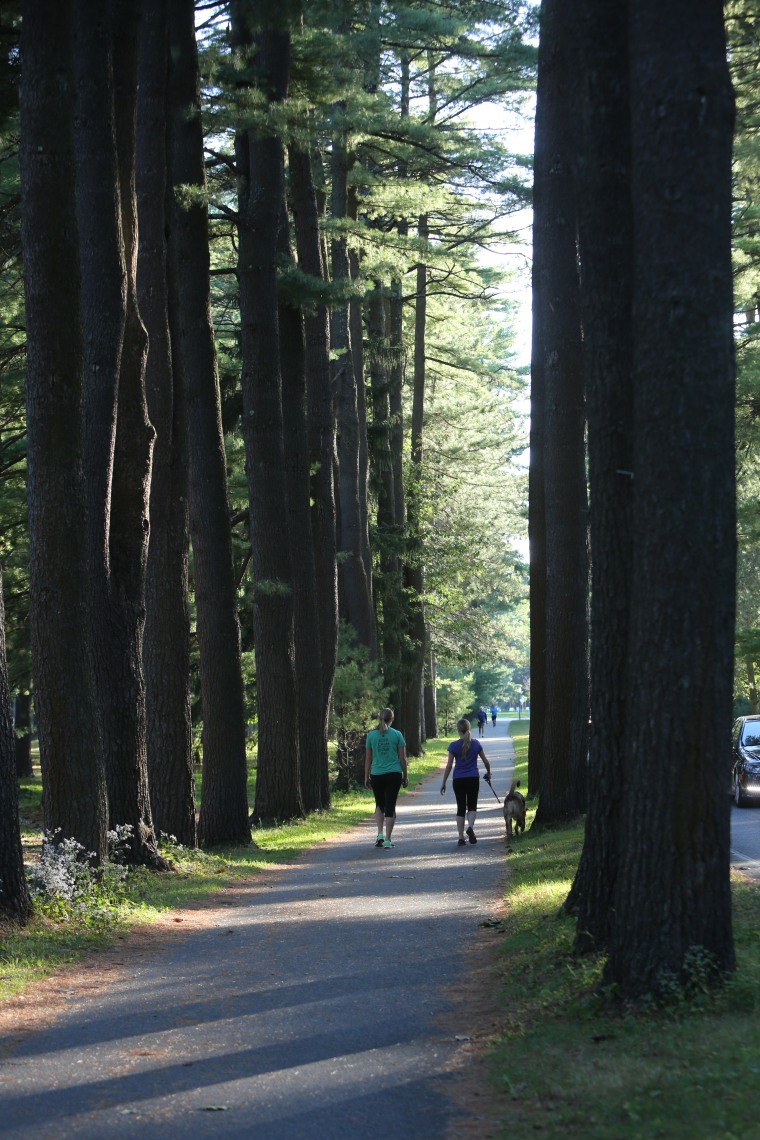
[330,621,389,790]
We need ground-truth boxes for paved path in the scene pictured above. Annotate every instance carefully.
[0,723,516,1139]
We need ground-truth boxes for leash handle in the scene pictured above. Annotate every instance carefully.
[485,776,501,804]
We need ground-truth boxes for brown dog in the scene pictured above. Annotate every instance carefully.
[503,779,526,839]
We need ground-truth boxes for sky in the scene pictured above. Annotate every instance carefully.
[475,98,536,370]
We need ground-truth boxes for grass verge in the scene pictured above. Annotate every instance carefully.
[493,719,760,1139]
[1,745,446,1005]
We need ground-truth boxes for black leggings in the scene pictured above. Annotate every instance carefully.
[453,776,479,815]
[371,771,403,817]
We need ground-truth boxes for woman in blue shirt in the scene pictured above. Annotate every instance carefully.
[365,708,408,849]
[440,717,492,846]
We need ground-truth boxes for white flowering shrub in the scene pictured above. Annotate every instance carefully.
[107,823,135,865]
[27,828,131,927]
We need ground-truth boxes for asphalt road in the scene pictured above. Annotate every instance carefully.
[0,723,516,1139]
[731,801,760,878]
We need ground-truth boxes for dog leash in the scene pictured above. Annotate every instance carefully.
[485,776,501,804]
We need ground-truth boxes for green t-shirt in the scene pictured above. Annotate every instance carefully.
[366,726,406,775]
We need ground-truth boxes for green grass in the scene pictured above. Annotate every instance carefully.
[493,718,760,1139]
[1,744,447,1003]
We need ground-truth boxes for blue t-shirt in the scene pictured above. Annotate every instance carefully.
[366,726,406,775]
[447,738,483,779]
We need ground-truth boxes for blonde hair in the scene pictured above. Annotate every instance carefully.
[377,708,394,735]
[457,718,472,752]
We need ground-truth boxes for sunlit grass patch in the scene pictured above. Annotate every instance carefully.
[509,873,573,915]
[17,776,44,832]
[0,920,123,1004]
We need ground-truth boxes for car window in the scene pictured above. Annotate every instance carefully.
[741,723,760,747]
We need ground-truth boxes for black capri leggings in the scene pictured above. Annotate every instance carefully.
[453,776,480,815]
[370,771,403,818]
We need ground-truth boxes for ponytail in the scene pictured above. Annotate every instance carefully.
[377,707,394,735]
[457,718,472,754]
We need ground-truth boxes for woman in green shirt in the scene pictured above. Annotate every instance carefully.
[365,708,408,849]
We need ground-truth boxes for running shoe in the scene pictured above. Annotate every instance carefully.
[375,835,384,847]
[383,839,394,849]
[457,837,467,846]
[466,826,477,844]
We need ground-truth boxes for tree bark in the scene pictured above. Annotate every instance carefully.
[527,20,550,801]
[392,51,410,544]
[19,0,107,860]
[424,646,438,739]
[532,0,588,826]
[74,0,164,867]
[402,212,429,755]
[233,2,303,822]
[330,124,376,654]
[604,0,736,999]
[0,567,31,923]
[368,284,394,533]
[380,277,406,715]
[347,192,376,660]
[137,0,195,846]
[562,0,633,951]
[277,200,329,813]
[169,0,250,846]
[288,140,338,809]
[370,282,404,709]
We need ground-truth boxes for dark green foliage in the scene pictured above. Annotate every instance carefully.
[331,621,388,788]
[0,4,29,697]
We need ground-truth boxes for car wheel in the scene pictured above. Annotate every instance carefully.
[735,778,747,808]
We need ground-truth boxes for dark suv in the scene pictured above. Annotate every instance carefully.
[732,715,760,807]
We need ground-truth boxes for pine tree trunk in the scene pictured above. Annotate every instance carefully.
[527,24,550,801]
[277,203,329,814]
[169,0,250,846]
[383,273,407,716]
[288,140,337,809]
[0,568,31,923]
[370,283,404,704]
[562,0,633,951]
[233,5,303,822]
[374,45,409,718]
[74,0,164,867]
[391,52,409,544]
[72,0,123,844]
[347,196,376,658]
[402,214,429,756]
[532,0,588,826]
[604,0,736,999]
[19,0,107,861]
[424,647,438,739]
[369,287,394,525]
[138,0,195,847]
[330,128,376,654]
